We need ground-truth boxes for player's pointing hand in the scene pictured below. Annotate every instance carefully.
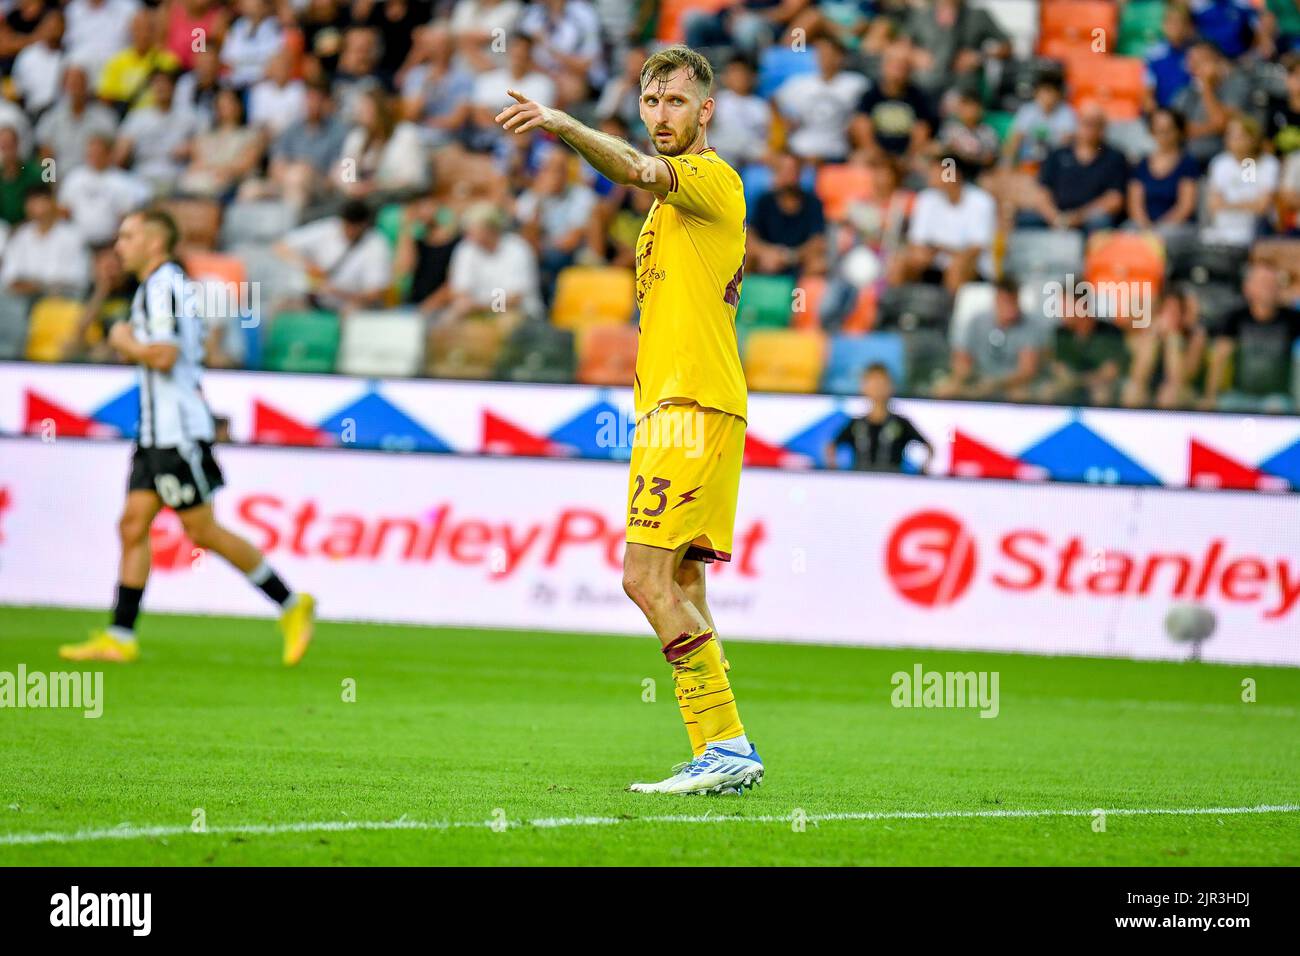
[495,89,556,134]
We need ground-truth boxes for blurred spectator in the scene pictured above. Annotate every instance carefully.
[98,9,180,106]
[1267,56,1300,155]
[1042,295,1128,406]
[0,0,47,74]
[249,49,307,138]
[593,46,646,133]
[220,0,283,90]
[1122,286,1208,409]
[1173,41,1251,166]
[337,88,429,201]
[1145,2,1196,111]
[515,148,597,303]
[299,0,348,77]
[178,87,265,199]
[851,40,933,162]
[1022,106,1128,233]
[707,54,772,168]
[273,198,393,313]
[163,0,229,72]
[399,23,475,149]
[35,65,118,172]
[1,184,90,296]
[824,363,933,473]
[1127,109,1199,238]
[747,152,826,278]
[330,26,382,117]
[66,245,137,361]
[0,126,43,226]
[438,200,540,323]
[1202,115,1279,247]
[890,152,994,292]
[394,196,462,313]
[59,133,150,246]
[1004,72,1075,168]
[683,1,783,56]
[517,0,605,107]
[353,0,430,85]
[12,9,66,116]
[777,34,867,164]
[174,48,223,125]
[934,276,1048,400]
[937,89,998,175]
[64,0,141,81]
[468,33,555,152]
[1205,263,1300,412]
[240,75,348,209]
[902,0,1010,96]
[449,0,524,71]
[1191,0,1260,61]
[113,70,201,193]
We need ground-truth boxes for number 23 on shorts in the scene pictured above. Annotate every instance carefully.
[630,475,672,517]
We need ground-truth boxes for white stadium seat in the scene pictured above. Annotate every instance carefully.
[337,310,425,378]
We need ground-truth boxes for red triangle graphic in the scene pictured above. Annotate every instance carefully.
[24,390,116,438]
[744,433,801,468]
[950,429,1044,480]
[481,410,564,457]
[1189,438,1274,491]
[252,400,333,447]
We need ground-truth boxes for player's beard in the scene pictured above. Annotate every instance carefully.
[654,119,699,157]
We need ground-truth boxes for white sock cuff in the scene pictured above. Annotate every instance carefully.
[246,561,273,585]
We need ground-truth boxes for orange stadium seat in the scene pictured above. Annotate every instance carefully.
[657,0,736,44]
[25,298,89,362]
[1085,231,1165,322]
[815,164,874,222]
[185,251,247,287]
[1065,54,1146,121]
[552,266,636,330]
[576,324,639,386]
[1039,1,1118,56]
[743,328,826,393]
[790,274,827,330]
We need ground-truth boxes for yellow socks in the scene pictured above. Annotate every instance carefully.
[664,630,744,748]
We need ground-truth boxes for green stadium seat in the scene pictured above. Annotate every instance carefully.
[262,310,341,373]
[735,274,795,345]
[986,110,1015,145]
[1118,1,1166,58]
[496,322,576,383]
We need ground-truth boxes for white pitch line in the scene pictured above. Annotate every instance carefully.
[1,804,1298,848]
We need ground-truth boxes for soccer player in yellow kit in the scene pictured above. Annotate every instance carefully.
[496,45,762,795]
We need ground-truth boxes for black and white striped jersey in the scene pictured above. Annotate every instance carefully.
[130,260,214,448]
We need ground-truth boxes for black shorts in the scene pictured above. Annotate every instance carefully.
[128,442,225,511]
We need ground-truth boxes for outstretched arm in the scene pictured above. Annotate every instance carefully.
[495,89,673,196]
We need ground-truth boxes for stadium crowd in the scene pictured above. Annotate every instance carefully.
[0,0,1298,414]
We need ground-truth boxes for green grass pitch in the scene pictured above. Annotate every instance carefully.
[1,605,1297,866]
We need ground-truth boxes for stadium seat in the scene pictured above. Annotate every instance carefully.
[735,274,795,338]
[1250,238,1300,285]
[1105,118,1157,162]
[1005,228,1085,281]
[985,110,1015,145]
[950,282,997,347]
[1187,282,1244,334]
[758,45,817,98]
[551,266,636,330]
[1169,241,1249,285]
[901,327,952,393]
[877,283,952,331]
[1085,231,1165,299]
[24,298,86,362]
[160,198,221,250]
[337,310,424,378]
[815,164,874,222]
[376,203,407,247]
[1117,0,1166,57]
[1039,1,1117,57]
[840,285,878,334]
[790,274,827,330]
[743,328,826,393]
[496,322,576,383]
[233,243,309,318]
[185,250,247,287]
[426,318,507,380]
[821,331,906,395]
[972,0,1039,59]
[221,200,299,247]
[740,162,816,211]
[262,310,340,373]
[0,292,31,360]
[1065,54,1145,121]
[576,324,639,386]
[656,0,732,44]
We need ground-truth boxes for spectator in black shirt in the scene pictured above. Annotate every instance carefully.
[1206,263,1300,412]
[747,152,827,277]
[850,40,935,161]
[1020,104,1128,234]
[824,363,934,472]
[395,195,462,313]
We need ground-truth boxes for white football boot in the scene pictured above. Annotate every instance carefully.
[628,746,764,795]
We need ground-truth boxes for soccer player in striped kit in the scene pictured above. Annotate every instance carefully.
[59,209,316,665]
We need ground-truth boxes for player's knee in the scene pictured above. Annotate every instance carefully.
[622,567,659,610]
[118,512,151,546]
[180,516,219,550]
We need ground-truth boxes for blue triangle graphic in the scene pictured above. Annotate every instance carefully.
[784,411,851,468]
[549,398,633,461]
[318,390,449,452]
[1020,419,1159,485]
[91,385,140,439]
[1260,438,1300,489]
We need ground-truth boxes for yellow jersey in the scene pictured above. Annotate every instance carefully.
[633,148,748,422]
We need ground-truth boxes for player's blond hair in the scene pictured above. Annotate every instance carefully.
[640,45,713,101]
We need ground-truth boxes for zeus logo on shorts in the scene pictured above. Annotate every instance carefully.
[628,518,662,529]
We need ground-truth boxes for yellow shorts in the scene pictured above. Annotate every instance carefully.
[625,402,746,562]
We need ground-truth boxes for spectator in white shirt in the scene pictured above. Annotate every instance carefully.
[58,133,151,246]
[517,0,605,106]
[774,35,868,163]
[337,88,429,200]
[515,147,596,304]
[449,0,523,70]
[439,201,540,322]
[709,54,772,168]
[12,9,65,116]
[114,70,203,192]
[1202,115,1279,248]
[889,151,996,292]
[1,184,90,296]
[36,64,119,171]
[221,0,283,90]
[64,0,139,81]
[248,49,307,137]
[468,33,556,150]
[272,199,393,313]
